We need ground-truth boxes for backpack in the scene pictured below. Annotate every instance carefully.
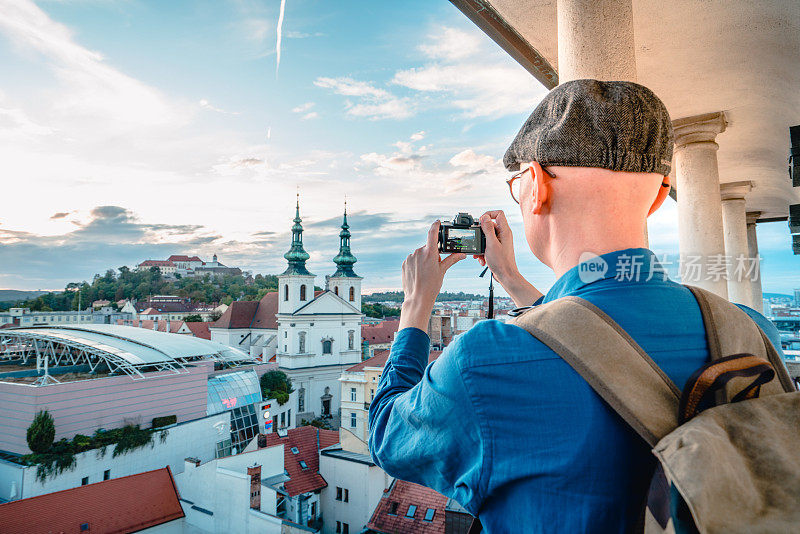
[471,285,799,534]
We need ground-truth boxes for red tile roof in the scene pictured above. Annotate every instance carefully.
[138,260,176,267]
[0,467,183,533]
[262,426,339,497]
[346,349,441,373]
[184,321,212,339]
[361,319,401,344]
[367,479,448,534]
[213,300,260,329]
[251,291,279,329]
[167,255,202,262]
[346,350,390,372]
[213,291,278,330]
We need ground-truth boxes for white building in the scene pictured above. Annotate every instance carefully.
[318,428,392,534]
[0,412,229,502]
[212,199,364,427]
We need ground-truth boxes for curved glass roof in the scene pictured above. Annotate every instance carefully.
[6,324,252,365]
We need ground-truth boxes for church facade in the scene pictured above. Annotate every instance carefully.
[210,198,364,428]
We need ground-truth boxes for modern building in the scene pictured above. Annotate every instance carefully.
[0,467,186,533]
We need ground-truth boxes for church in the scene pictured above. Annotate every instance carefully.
[210,197,364,427]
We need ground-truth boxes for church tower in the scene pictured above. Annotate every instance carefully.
[328,202,362,310]
[278,194,315,315]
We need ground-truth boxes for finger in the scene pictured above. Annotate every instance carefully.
[480,215,500,246]
[426,220,440,250]
[477,256,486,267]
[441,253,466,271]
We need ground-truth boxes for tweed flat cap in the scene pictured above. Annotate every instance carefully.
[504,79,673,176]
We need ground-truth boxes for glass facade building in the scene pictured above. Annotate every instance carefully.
[207,370,263,454]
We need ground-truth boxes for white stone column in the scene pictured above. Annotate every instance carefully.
[746,211,764,313]
[720,181,754,307]
[673,112,728,298]
[557,0,637,83]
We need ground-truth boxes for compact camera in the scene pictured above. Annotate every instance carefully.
[438,213,486,255]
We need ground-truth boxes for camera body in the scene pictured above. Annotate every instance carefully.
[438,213,486,255]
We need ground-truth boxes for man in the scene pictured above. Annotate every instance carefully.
[368,80,781,533]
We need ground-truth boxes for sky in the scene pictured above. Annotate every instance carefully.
[0,0,798,297]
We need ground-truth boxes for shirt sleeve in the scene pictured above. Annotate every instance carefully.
[368,327,487,514]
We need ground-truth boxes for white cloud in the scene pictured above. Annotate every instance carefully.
[314,77,412,120]
[199,99,239,115]
[449,149,501,174]
[292,102,315,113]
[301,111,319,120]
[410,131,425,141]
[418,26,482,61]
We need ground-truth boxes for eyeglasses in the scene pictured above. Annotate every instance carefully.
[505,165,558,204]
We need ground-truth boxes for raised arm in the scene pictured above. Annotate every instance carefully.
[368,327,486,513]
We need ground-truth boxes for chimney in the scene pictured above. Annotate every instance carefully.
[153,320,158,331]
[166,318,171,333]
[185,457,201,468]
[247,464,262,510]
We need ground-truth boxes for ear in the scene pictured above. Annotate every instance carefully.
[647,175,671,216]
[530,161,551,215]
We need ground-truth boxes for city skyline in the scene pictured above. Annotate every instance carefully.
[1,0,799,296]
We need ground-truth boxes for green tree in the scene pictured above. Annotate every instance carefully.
[260,370,294,406]
[183,314,203,322]
[27,410,55,454]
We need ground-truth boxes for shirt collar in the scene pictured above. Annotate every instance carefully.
[542,248,668,303]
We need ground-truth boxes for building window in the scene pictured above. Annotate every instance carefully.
[103,470,110,481]
[406,505,417,518]
[299,460,308,469]
[336,487,342,501]
[287,409,291,427]
[298,388,305,412]
[350,387,357,402]
[370,388,375,400]
[336,521,341,533]
[281,411,285,427]
[349,286,355,302]
[81,476,89,486]
[310,501,316,519]
[284,284,289,301]
[343,523,349,534]
[344,488,349,502]
[388,502,399,515]
[298,331,306,353]
[300,285,306,301]
[350,412,357,428]
[322,339,332,354]
[334,287,339,296]
[424,508,435,521]
[348,330,354,350]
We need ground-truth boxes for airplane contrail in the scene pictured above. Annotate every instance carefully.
[275,0,286,77]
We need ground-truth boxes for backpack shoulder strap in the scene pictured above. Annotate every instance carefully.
[511,296,680,447]
[684,285,795,394]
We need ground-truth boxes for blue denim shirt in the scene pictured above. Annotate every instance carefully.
[368,248,782,534]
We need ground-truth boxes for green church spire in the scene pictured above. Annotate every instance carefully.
[332,199,358,278]
[282,192,312,276]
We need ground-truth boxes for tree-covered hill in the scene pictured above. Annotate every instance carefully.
[2,267,279,312]
[363,291,487,303]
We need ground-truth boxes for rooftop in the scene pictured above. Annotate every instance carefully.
[0,467,184,533]
[0,324,252,380]
[213,291,279,330]
[361,319,401,344]
[367,478,449,534]
[262,426,339,496]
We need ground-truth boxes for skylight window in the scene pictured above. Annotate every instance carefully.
[299,460,308,469]
[406,505,417,518]
[291,447,299,454]
[424,508,435,521]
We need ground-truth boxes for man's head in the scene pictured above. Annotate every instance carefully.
[503,79,674,268]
